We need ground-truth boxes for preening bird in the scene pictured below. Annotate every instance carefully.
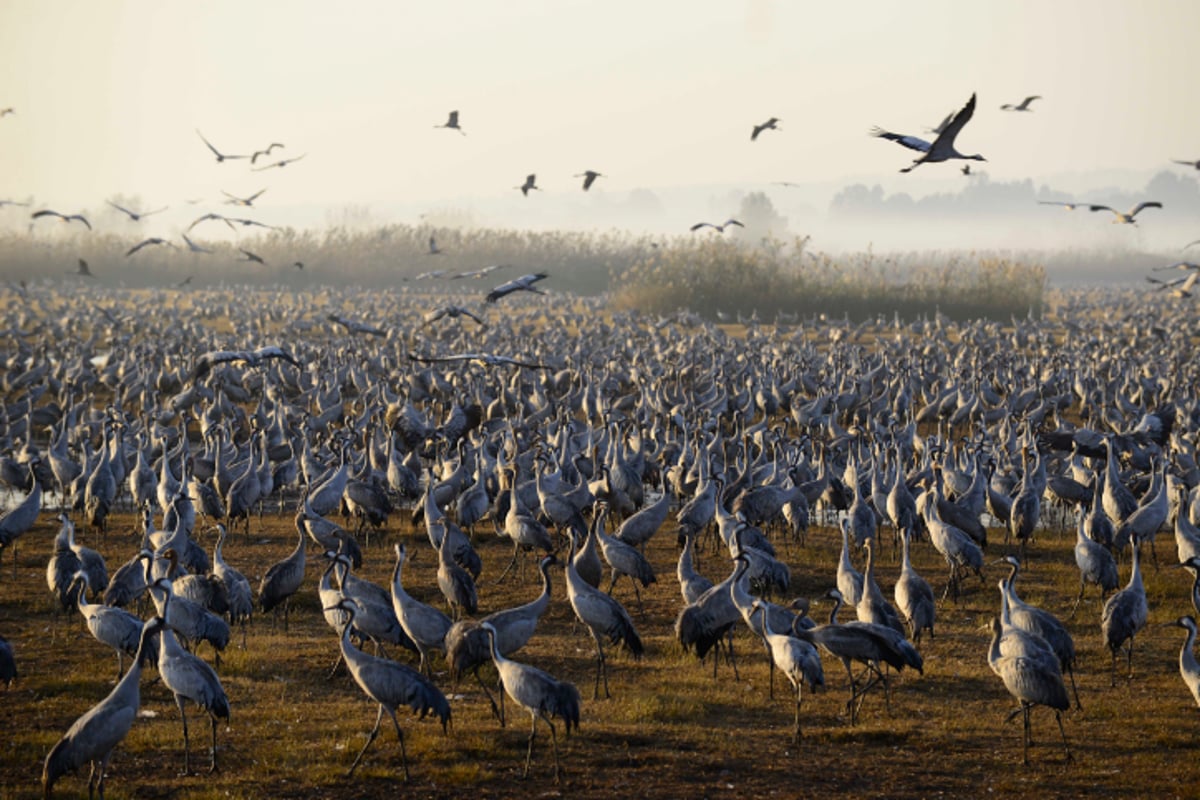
[435,110,465,134]
[751,117,780,141]
[575,170,604,190]
[327,312,387,337]
[1090,201,1163,224]
[125,237,175,257]
[252,153,306,171]
[221,188,267,206]
[515,174,540,196]
[408,351,551,370]
[191,345,300,380]
[195,129,248,162]
[32,209,91,230]
[690,219,743,233]
[107,200,167,221]
[485,272,549,302]
[1000,95,1041,111]
[872,92,985,173]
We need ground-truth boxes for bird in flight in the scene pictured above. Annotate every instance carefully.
[961,164,973,176]
[423,305,487,327]
[1000,95,1041,111]
[222,188,267,207]
[72,259,95,278]
[450,264,508,280]
[186,212,232,233]
[196,129,248,163]
[32,209,91,230]
[327,313,387,337]
[575,170,604,191]
[238,248,266,265]
[225,216,277,231]
[413,269,449,281]
[293,261,304,270]
[1038,200,1089,211]
[1184,240,1200,251]
[176,275,193,288]
[751,117,780,141]
[0,199,30,208]
[690,218,744,233]
[1146,271,1200,298]
[1090,201,1162,225]
[408,352,550,370]
[191,346,300,380]
[924,109,955,134]
[1152,261,1200,273]
[0,108,13,117]
[250,143,285,164]
[516,174,540,196]
[106,200,167,222]
[428,235,442,255]
[485,272,548,302]
[252,154,306,171]
[125,237,176,257]
[1172,159,1200,170]
[435,110,465,135]
[872,92,985,173]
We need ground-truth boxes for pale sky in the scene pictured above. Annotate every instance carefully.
[1,0,1197,237]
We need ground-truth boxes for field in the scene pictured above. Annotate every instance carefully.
[2,501,1199,800]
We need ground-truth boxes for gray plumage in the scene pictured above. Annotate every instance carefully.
[565,539,644,699]
[259,526,306,629]
[482,621,580,783]
[42,617,164,799]
[1101,541,1148,685]
[1001,558,1080,709]
[0,458,41,568]
[1172,615,1200,708]
[1072,513,1118,616]
[676,532,712,605]
[986,616,1070,765]
[750,599,823,744]
[894,527,935,644]
[436,519,477,619]
[149,574,230,655]
[72,572,152,678]
[390,544,452,675]
[329,600,450,780]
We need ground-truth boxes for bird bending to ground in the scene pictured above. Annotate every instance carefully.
[486,272,548,302]
[191,346,300,380]
[196,129,247,162]
[435,110,465,134]
[1090,201,1162,224]
[252,153,306,171]
[1000,95,1041,111]
[107,200,167,221]
[32,209,91,230]
[222,188,266,206]
[408,352,551,370]
[690,219,743,233]
[575,170,604,190]
[872,92,985,173]
[422,305,487,327]
[751,117,780,141]
[250,143,284,164]
[125,238,175,257]
[482,621,580,783]
[516,174,540,195]
[328,313,387,337]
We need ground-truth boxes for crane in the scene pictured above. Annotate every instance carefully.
[481,621,580,783]
[258,525,306,630]
[326,599,450,780]
[565,536,644,699]
[1071,512,1118,617]
[212,524,253,647]
[986,616,1071,765]
[1000,558,1081,709]
[1101,540,1148,686]
[71,572,150,679]
[42,617,164,799]
[749,600,822,744]
[151,584,230,774]
[1171,616,1200,708]
[871,93,985,172]
[894,526,935,645]
[1000,95,1041,111]
[390,543,452,675]
[751,117,780,141]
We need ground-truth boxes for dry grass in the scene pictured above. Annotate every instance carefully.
[2,506,1198,800]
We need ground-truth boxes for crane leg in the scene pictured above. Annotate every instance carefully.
[386,707,410,782]
[495,544,521,585]
[176,695,194,775]
[327,651,344,680]
[348,704,384,777]
[1066,663,1082,710]
[1022,703,1031,765]
[523,713,538,779]
[544,712,562,783]
[1068,581,1086,619]
[209,713,220,773]
[473,669,503,725]
[1054,710,1072,762]
[793,684,803,745]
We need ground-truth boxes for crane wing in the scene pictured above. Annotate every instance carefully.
[870,128,931,153]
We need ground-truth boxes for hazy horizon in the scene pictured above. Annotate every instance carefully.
[2,1,1198,255]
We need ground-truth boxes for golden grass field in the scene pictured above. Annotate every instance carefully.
[2,503,1199,800]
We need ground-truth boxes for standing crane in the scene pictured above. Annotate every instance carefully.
[1101,540,1148,685]
[481,621,580,783]
[259,525,306,630]
[1071,512,1119,617]
[749,599,823,744]
[326,599,450,780]
[1000,558,1081,709]
[436,522,477,619]
[565,537,644,699]
[390,543,452,675]
[42,617,164,799]
[894,526,935,645]
[1171,615,1200,708]
[986,616,1071,765]
[71,572,150,679]
[212,524,253,647]
[151,584,230,774]
[0,458,42,576]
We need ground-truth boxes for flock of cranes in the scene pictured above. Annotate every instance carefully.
[2,277,1200,796]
